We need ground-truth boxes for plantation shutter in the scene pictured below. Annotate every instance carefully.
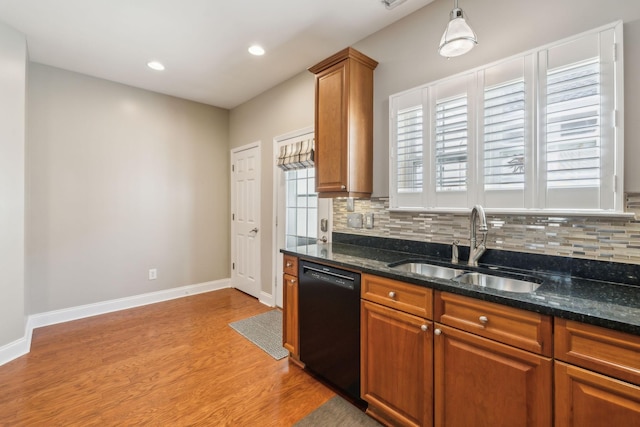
[390,89,427,209]
[397,105,424,193]
[387,22,622,213]
[435,94,468,192]
[479,55,533,209]
[484,80,526,190]
[540,27,618,210]
[429,73,475,208]
[546,60,600,189]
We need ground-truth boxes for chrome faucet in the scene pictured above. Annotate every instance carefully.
[468,205,488,267]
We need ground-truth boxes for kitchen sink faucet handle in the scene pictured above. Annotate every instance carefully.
[452,240,460,264]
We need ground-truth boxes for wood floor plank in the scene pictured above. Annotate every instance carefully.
[0,288,336,426]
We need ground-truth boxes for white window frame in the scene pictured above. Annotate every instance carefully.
[283,167,318,247]
[389,21,625,216]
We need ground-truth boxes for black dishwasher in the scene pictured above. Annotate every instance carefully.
[298,260,362,403]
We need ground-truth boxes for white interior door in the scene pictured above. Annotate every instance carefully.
[231,143,261,298]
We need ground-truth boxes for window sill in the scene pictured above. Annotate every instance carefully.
[388,207,636,220]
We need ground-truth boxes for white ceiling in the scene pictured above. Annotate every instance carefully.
[0,0,434,109]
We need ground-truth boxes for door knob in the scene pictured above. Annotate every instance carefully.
[250,227,259,233]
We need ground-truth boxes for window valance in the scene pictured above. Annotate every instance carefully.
[277,138,314,170]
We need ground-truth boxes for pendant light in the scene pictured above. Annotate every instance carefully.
[438,0,477,58]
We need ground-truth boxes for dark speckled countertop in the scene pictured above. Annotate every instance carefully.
[282,238,640,336]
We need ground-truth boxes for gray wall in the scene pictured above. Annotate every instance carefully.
[0,23,27,345]
[27,64,230,314]
[229,71,315,296]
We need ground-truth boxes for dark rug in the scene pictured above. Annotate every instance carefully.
[294,396,382,426]
[229,310,288,360]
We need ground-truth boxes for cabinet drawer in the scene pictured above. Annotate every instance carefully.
[555,318,640,385]
[435,291,552,356]
[362,274,433,319]
[283,255,298,277]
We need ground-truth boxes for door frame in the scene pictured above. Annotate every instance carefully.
[272,127,332,308]
[230,141,262,299]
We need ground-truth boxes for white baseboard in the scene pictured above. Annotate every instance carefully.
[259,290,274,307]
[0,332,32,367]
[0,278,230,367]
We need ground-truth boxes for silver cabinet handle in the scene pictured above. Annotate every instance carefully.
[421,324,428,332]
[388,291,396,299]
[479,315,488,324]
[341,185,346,190]
[290,278,296,284]
[286,261,293,267]
[434,328,442,336]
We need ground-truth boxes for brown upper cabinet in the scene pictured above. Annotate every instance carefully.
[309,47,378,198]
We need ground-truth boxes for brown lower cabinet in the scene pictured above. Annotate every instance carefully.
[282,255,299,360]
[282,265,639,427]
[433,323,552,427]
[283,272,298,357]
[361,300,433,427]
[554,361,640,426]
[554,318,640,426]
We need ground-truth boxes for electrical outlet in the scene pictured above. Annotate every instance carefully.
[149,268,157,280]
[365,212,374,229]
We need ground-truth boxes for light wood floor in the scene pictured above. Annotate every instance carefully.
[0,288,337,426]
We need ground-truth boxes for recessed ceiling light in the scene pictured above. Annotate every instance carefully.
[147,61,165,71]
[248,45,265,56]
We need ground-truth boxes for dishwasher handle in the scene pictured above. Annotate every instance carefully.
[301,265,358,291]
[302,265,356,282]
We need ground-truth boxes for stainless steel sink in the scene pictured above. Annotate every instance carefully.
[392,263,466,279]
[454,272,541,293]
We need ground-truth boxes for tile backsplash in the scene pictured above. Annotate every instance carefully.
[333,194,640,265]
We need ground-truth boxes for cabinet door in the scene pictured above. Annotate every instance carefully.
[555,361,640,427]
[315,60,347,193]
[361,300,433,427]
[434,324,552,427]
[283,273,298,357]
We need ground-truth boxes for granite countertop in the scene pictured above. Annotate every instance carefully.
[282,241,640,336]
